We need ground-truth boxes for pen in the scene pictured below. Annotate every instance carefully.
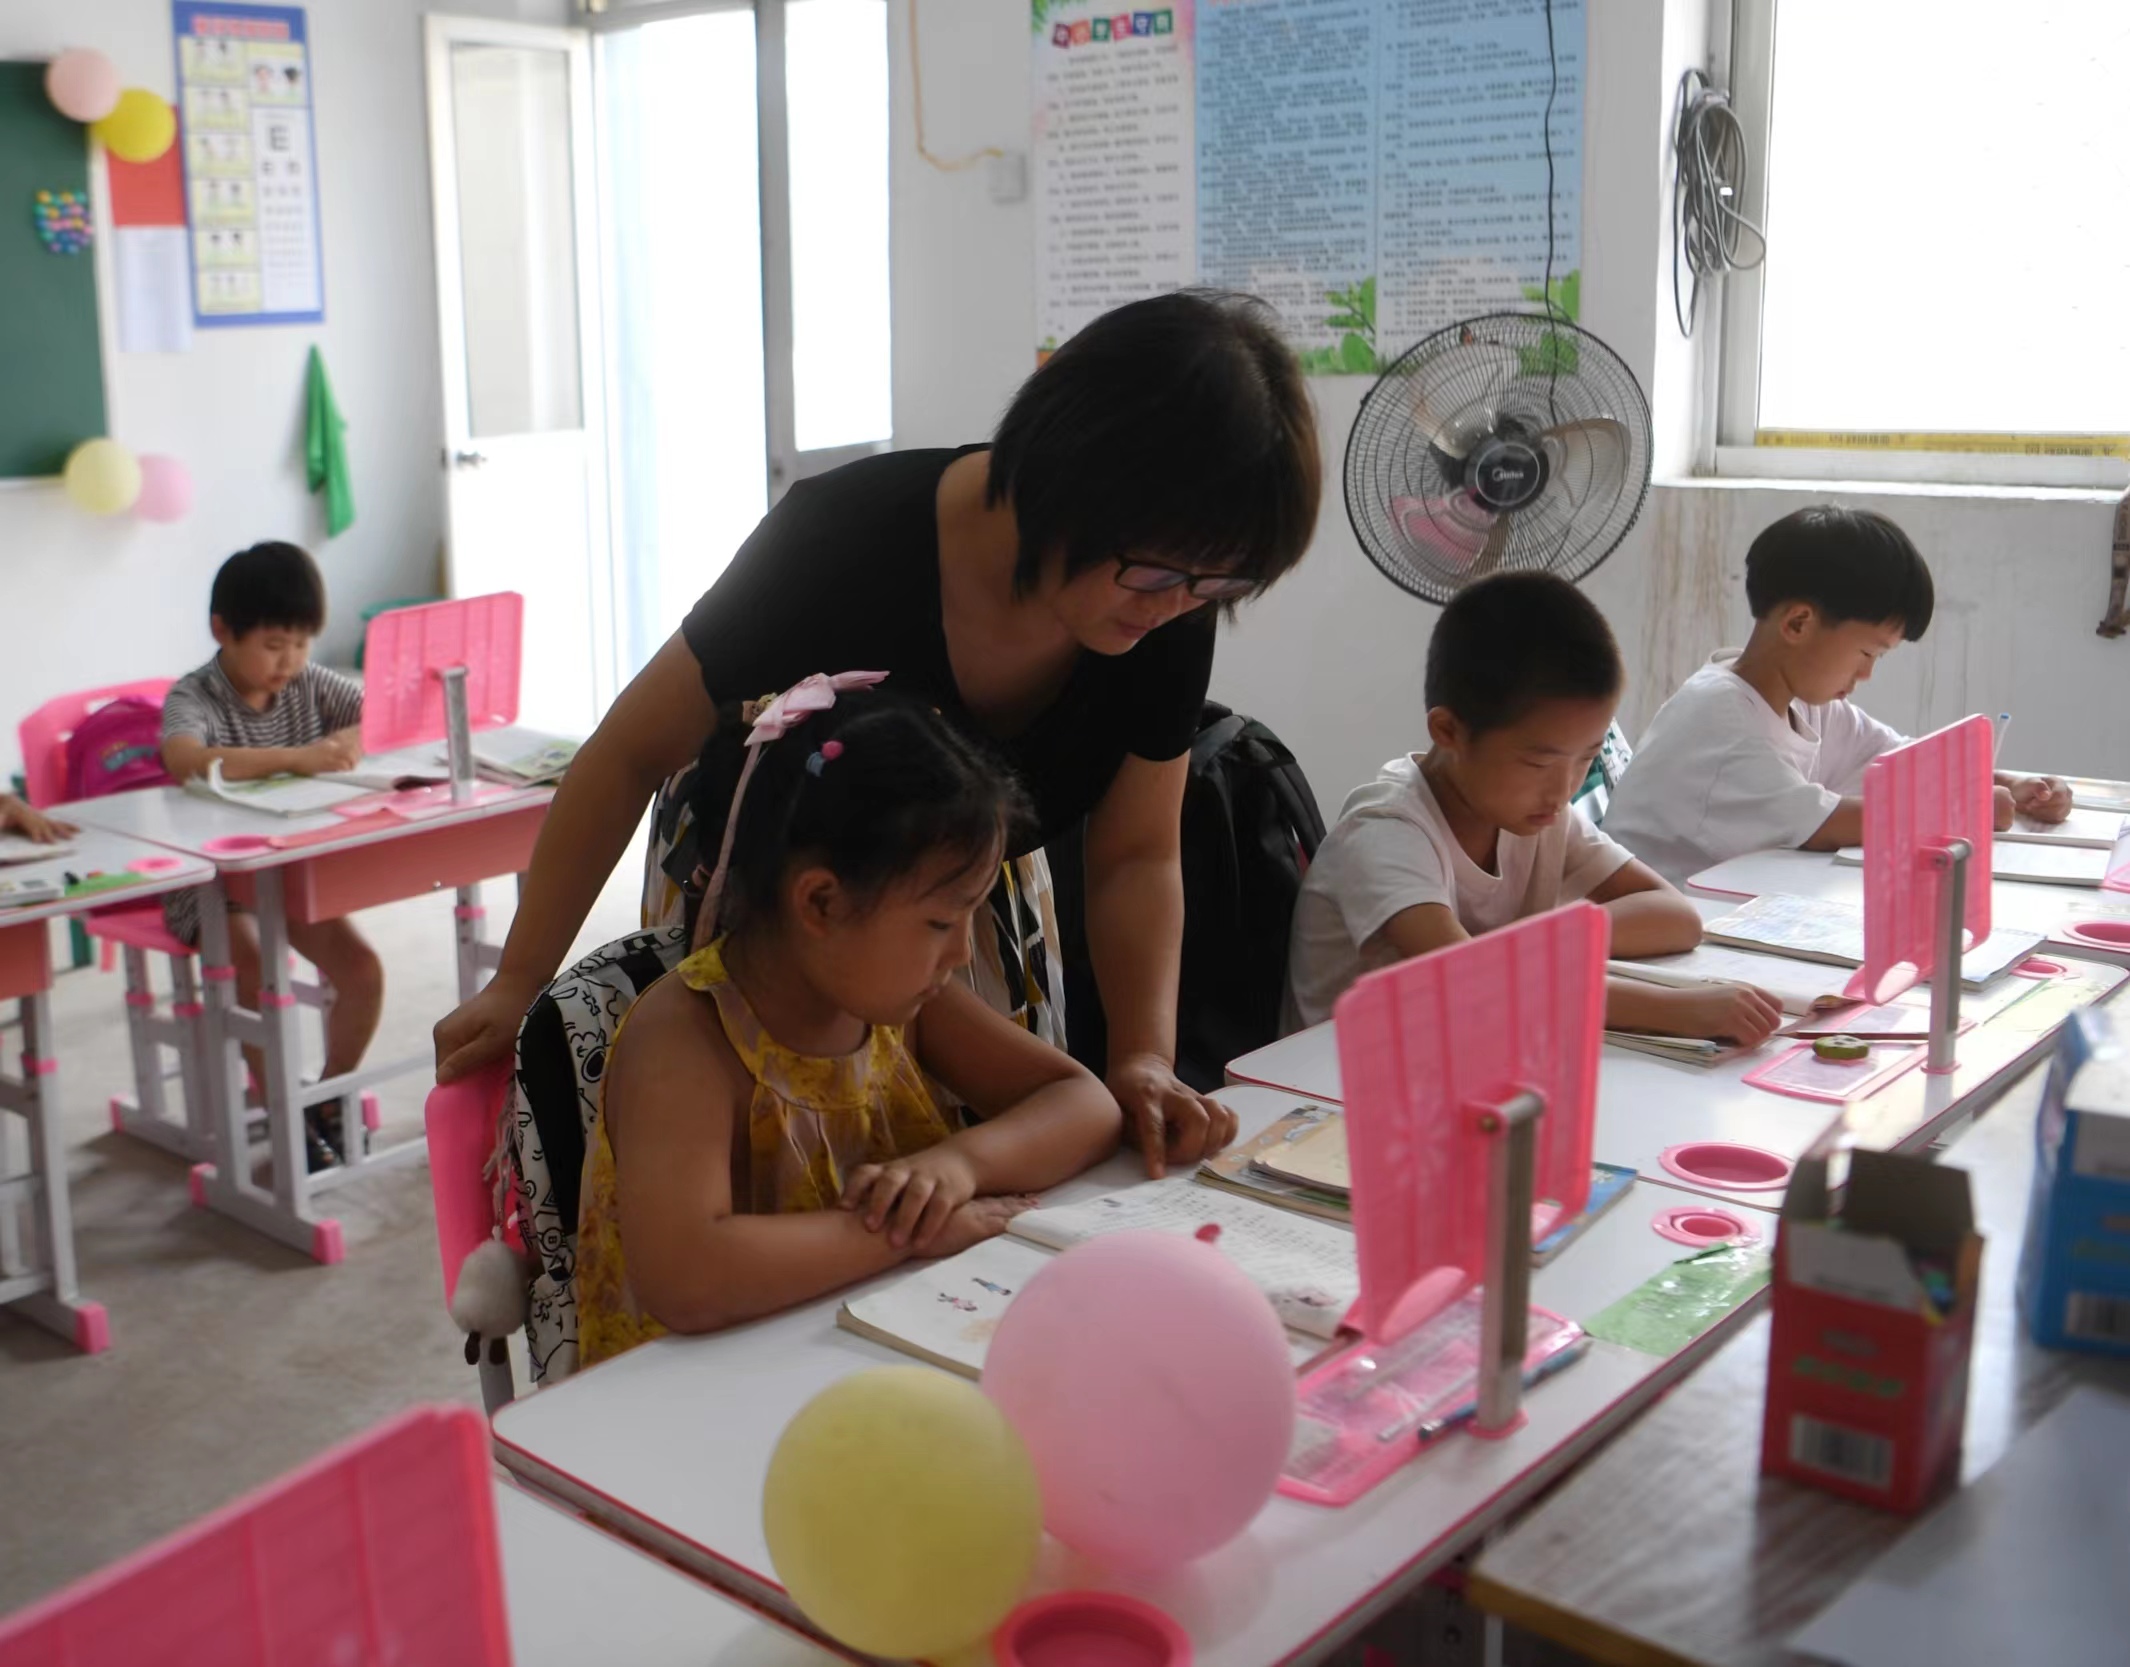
[1404,1335,1597,1446]
[1993,712,2011,766]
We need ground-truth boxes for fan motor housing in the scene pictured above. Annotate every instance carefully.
[1464,426,1551,513]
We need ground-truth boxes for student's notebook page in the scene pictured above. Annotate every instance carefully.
[2065,776,2130,815]
[1607,946,1848,1015]
[1705,893,2041,985]
[187,761,366,817]
[1834,843,2106,889]
[836,1236,1052,1379]
[2001,804,2129,849]
[1009,1181,1358,1339]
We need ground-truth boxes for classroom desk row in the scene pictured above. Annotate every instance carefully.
[1228,853,2130,1215]
[0,786,548,1341]
[491,1084,1779,1667]
[1468,1056,2130,1667]
[0,827,216,1350]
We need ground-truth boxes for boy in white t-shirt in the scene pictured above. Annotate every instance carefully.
[1284,574,1783,1048]
[1603,506,2072,886]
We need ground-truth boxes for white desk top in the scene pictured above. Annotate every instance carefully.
[492,1085,1766,1667]
[496,1483,844,1667]
[1688,845,2130,958]
[56,783,552,873]
[1469,1060,2130,1667]
[0,825,215,931]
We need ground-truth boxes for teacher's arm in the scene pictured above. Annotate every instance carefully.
[432,633,716,1082]
[1082,752,1240,1177]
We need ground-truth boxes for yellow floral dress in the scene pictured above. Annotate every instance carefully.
[573,939,956,1368]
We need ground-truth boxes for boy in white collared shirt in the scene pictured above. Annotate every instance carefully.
[1603,505,2071,887]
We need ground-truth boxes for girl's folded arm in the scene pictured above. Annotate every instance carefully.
[910,981,1124,1194]
[607,979,913,1335]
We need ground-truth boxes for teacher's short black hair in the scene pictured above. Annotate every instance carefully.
[210,541,328,638]
[1744,505,1935,638]
[988,290,1321,604]
[1426,572,1622,738]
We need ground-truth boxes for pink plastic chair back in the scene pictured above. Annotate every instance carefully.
[361,594,523,755]
[424,1062,517,1307]
[15,679,176,809]
[1333,902,1607,1345]
[1853,716,1995,1004]
[0,1405,511,1667]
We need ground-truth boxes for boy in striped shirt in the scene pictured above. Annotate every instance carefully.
[161,541,383,1169]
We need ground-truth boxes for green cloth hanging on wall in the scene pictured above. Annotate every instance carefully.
[305,345,353,537]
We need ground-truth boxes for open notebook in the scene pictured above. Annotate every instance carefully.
[2000,805,2129,849]
[1834,842,2110,889]
[838,1180,1358,1377]
[1704,893,2042,988]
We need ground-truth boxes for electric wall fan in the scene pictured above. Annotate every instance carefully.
[1345,313,1653,604]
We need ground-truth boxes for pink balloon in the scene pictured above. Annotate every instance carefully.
[133,454,194,523]
[983,1230,1295,1572]
[45,50,122,124]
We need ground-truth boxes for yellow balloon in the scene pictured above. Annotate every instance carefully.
[91,89,175,164]
[63,439,143,516]
[763,1367,1041,1658]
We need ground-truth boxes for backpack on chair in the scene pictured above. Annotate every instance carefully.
[1053,701,1326,1093]
[62,696,172,801]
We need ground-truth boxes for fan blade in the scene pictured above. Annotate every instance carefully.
[1408,342,1524,458]
[1539,417,1629,512]
[1392,493,1497,571]
[1467,514,1514,580]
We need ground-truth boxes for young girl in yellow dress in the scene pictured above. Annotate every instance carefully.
[574,677,1121,1364]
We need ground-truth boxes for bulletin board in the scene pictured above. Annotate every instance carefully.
[1033,0,1586,373]
[0,60,109,479]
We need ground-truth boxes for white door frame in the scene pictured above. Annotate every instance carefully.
[423,13,618,719]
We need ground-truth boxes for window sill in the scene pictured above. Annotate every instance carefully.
[1666,460,2126,507]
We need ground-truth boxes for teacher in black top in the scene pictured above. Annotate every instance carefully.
[435,290,1321,1176]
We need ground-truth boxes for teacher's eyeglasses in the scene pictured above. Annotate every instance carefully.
[1112,559,1258,602]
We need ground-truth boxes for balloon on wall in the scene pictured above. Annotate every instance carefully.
[63,439,143,516]
[90,88,175,164]
[45,50,122,123]
[133,454,194,523]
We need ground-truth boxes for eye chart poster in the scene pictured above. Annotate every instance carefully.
[171,2,326,326]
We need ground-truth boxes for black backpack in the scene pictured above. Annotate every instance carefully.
[1053,701,1326,1092]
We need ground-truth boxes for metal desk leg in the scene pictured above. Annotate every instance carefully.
[191,874,345,1264]
[0,992,110,1352]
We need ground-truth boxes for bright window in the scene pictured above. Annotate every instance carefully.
[1719,0,2130,485]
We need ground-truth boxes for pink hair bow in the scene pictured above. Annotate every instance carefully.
[695,670,889,946]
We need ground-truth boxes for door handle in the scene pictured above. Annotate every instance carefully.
[446,448,489,469]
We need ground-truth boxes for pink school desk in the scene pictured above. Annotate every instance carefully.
[0,828,216,1351]
[491,1086,1771,1667]
[59,785,551,1262]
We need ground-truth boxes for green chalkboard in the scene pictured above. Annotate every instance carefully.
[0,59,107,479]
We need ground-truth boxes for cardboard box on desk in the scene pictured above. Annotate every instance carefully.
[1760,1147,1980,1514]
[2020,1007,2130,1354]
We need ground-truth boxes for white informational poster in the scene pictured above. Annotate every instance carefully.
[1032,0,1585,371]
[172,1,326,326]
[1032,0,1195,357]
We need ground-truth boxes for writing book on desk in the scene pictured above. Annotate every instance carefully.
[1607,946,1852,1016]
[1281,904,1607,1506]
[1835,841,2107,890]
[2001,804,2129,849]
[1704,894,2041,989]
[183,763,370,819]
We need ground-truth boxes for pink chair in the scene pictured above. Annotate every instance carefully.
[426,1061,522,1414]
[0,1405,512,1664]
[17,683,375,1168]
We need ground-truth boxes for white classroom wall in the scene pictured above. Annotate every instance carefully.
[886,0,2130,814]
[0,0,568,784]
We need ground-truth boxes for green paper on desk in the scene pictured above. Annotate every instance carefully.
[1584,1244,1771,1357]
[65,873,145,900]
[305,345,354,538]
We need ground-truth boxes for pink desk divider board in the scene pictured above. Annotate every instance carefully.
[0,1405,510,1667]
[360,593,523,814]
[1853,715,1995,1074]
[1280,903,1606,1507]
